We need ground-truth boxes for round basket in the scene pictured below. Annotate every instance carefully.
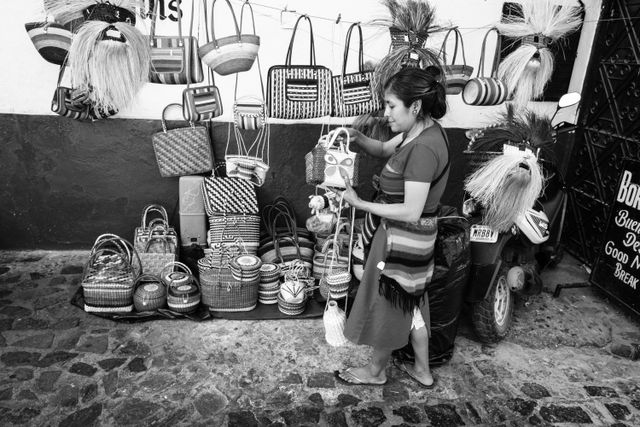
[277,293,308,316]
[162,262,201,313]
[260,263,281,283]
[133,274,166,312]
[258,287,280,305]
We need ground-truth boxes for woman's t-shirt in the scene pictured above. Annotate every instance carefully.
[378,122,449,214]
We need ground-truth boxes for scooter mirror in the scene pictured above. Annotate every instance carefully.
[558,92,581,109]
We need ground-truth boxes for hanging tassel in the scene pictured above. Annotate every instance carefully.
[373,46,442,98]
[465,152,543,232]
[69,20,150,113]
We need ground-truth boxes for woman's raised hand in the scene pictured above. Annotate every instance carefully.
[339,169,361,209]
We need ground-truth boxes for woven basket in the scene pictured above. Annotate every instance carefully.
[325,271,352,299]
[81,236,140,309]
[277,292,308,316]
[305,144,328,186]
[162,262,201,313]
[198,252,259,312]
[133,205,178,276]
[133,274,166,312]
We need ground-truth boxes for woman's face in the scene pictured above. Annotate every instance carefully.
[383,91,416,134]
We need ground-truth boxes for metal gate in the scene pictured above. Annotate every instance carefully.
[564,0,640,265]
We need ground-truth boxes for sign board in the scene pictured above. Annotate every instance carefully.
[590,158,640,317]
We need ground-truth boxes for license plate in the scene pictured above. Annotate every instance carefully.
[470,224,498,243]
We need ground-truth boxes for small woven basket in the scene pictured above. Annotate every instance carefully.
[133,274,166,312]
[277,292,308,316]
[162,262,201,314]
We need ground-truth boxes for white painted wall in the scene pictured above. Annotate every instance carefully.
[2,0,599,127]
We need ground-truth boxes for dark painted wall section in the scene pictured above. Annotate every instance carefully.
[0,114,470,249]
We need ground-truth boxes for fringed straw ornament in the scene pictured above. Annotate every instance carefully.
[372,0,444,97]
[465,150,543,233]
[69,20,150,112]
[496,0,582,107]
[61,1,150,114]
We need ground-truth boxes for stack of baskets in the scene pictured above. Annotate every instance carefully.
[198,242,260,312]
[162,262,201,314]
[258,262,281,304]
[81,234,141,313]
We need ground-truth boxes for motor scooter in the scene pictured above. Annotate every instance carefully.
[462,92,581,343]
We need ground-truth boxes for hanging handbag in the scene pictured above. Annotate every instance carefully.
[233,1,267,130]
[462,28,508,106]
[198,0,260,76]
[322,127,359,189]
[25,21,74,65]
[266,15,332,119]
[201,176,259,215]
[439,27,474,95]
[182,68,223,122]
[332,23,382,117]
[152,103,214,177]
[225,121,270,187]
[149,0,204,85]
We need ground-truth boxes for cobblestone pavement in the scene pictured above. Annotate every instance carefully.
[1,250,639,426]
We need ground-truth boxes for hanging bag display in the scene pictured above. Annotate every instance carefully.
[149,0,204,84]
[266,15,332,119]
[198,0,260,75]
[152,103,214,177]
[462,27,507,106]
[439,27,474,95]
[332,23,382,117]
[322,127,359,189]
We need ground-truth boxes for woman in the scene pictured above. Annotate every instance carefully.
[335,66,449,388]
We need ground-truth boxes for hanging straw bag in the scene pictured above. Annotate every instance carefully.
[225,120,270,187]
[439,27,474,95]
[133,274,167,312]
[266,15,332,119]
[81,234,141,312]
[332,23,382,117]
[25,21,75,65]
[152,103,214,177]
[149,0,203,84]
[305,132,333,186]
[201,176,259,215]
[162,262,201,313]
[198,0,260,75]
[322,127,359,189]
[462,28,507,106]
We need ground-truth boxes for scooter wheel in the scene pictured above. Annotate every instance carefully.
[472,266,514,343]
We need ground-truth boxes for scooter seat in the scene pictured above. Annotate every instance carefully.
[516,208,550,244]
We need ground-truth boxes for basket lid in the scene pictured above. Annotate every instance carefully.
[168,282,199,298]
[165,271,190,286]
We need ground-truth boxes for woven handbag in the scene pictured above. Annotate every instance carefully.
[462,28,507,106]
[198,0,259,76]
[198,244,259,312]
[313,239,349,282]
[277,262,312,315]
[81,235,141,312]
[201,176,259,215]
[149,0,203,85]
[207,213,261,248]
[305,132,331,186]
[152,103,214,177]
[133,204,178,276]
[332,23,382,117]
[25,21,74,65]
[322,127,359,189]
[439,27,474,95]
[133,274,167,312]
[162,262,201,313]
[182,68,223,122]
[266,15,332,119]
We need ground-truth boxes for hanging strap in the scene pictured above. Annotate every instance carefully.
[341,22,364,75]
[439,27,467,67]
[477,27,501,78]
[285,15,316,66]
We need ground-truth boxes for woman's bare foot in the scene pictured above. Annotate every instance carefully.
[393,359,436,388]
[335,366,387,385]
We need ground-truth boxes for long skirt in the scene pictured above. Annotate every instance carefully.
[344,226,430,351]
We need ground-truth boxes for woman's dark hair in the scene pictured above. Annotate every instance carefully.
[383,66,447,119]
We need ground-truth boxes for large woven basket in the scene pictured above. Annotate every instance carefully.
[198,254,259,312]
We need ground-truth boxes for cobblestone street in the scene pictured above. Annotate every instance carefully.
[1,250,639,426]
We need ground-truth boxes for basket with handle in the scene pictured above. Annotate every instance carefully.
[277,261,313,315]
[82,235,142,312]
[133,274,167,312]
[198,242,259,312]
[322,127,360,189]
[439,27,474,95]
[162,261,201,313]
[133,204,178,276]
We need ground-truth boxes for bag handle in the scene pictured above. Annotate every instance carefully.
[476,27,501,78]
[160,261,193,282]
[161,103,196,131]
[285,15,316,66]
[187,0,214,91]
[134,274,166,293]
[273,235,303,265]
[89,236,142,277]
[342,22,364,75]
[439,27,467,67]
[210,0,243,47]
[141,204,169,229]
[327,127,353,154]
[144,224,175,252]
